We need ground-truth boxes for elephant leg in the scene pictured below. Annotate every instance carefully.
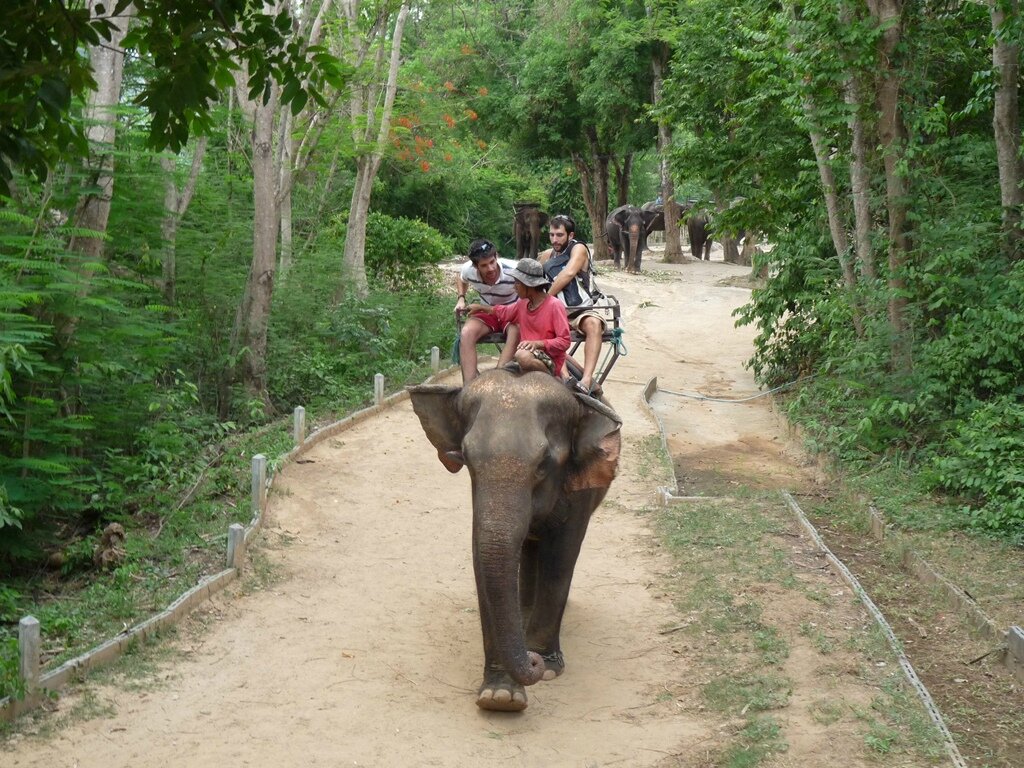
[475,555,530,712]
[523,506,595,681]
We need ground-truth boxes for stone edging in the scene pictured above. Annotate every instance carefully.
[0,366,459,723]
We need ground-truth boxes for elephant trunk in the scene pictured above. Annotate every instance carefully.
[629,227,640,269]
[473,490,545,687]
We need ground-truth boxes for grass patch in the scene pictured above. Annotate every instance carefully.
[719,716,788,768]
[703,673,791,714]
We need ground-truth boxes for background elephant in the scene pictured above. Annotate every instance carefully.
[686,209,713,260]
[513,202,548,261]
[604,204,661,272]
[640,200,666,233]
[409,368,621,712]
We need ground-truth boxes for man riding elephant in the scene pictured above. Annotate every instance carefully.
[538,214,608,396]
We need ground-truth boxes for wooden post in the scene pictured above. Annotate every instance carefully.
[374,373,384,405]
[293,406,306,446]
[430,346,440,373]
[19,616,40,693]
[251,454,267,518]
[227,523,246,570]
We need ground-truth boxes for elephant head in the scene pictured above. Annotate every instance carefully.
[513,202,549,261]
[409,369,621,710]
[605,204,662,273]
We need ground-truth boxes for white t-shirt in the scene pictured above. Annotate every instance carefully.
[460,258,518,306]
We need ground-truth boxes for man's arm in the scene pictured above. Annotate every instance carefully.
[547,242,589,299]
[454,273,470,314]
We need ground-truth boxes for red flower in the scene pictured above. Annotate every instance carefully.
[420,161,431,172]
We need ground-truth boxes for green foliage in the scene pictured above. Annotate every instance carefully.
[929,398,1024,541]
[266,217,453,413]
[2,0,348,193]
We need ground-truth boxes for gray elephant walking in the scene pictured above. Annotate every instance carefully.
[513,202,548,261]
[409,368,621,711]
[604,204,661,272]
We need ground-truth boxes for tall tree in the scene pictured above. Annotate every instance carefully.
[340,0,411,295]
[989,0,1024,257]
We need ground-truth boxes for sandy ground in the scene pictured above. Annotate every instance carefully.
[3,251,927,767]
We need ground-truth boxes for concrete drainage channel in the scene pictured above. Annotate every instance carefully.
[642,375,1024,768]
[1,356,459,724]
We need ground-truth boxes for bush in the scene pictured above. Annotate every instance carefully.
[363,212,454,291]
[928,397,1024,541]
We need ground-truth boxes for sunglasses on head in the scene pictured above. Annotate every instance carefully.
[470,242,493,259]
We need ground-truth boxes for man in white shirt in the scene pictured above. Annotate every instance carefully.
[455,239,521,383]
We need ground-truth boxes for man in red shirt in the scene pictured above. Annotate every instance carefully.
[466,258,570,378]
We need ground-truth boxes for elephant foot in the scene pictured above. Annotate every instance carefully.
[477,670,528,712]
[539,650,565,681]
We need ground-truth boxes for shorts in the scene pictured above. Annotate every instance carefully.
[530,349,555,374]
[470,311,508,333]
[569,309,607,333]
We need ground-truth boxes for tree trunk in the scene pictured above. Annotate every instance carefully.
[611,153,632,207]
[341,1,410,297]
[867,0,912,374]
[160,137,207,305]
[845,72,876,282]
[990,0,1024,258]
[68,2,133,263]
[573,128,611,261]
[651,44,684,263]
[803,91,864,336]
[240,101,280,408]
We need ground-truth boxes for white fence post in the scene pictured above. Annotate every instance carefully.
[293,406,306,446]
[226,523,246,570]
[251,454,267,519]
[430,346,440,373]
[19,616,40,694]
[374,373,384,405]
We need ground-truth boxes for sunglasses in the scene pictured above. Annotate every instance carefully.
[469,241,494,260]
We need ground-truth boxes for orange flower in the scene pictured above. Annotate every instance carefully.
[476,139,487,150]
[444,80,455,92]
[460,44,474,55]
[420,161,430,172]
[443,114,456,128]
[444,152,453,162]
[465,109,478,121]
[477,86,488,96]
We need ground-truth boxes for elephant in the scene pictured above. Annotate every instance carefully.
[513,202,548,261]
[686,209,713,260]
[640,200,666,233]
[409,368,622,712]
[604,204,662,272]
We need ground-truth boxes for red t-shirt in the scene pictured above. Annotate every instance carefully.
[492,295,571,375]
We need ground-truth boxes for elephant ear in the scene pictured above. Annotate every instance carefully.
[567,393,622,492]
[408,385,467,473]
[644,210,663,232]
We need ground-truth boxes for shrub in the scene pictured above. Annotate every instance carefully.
[928,397,1024,540]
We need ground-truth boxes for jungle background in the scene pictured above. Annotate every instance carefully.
[1,0,1023,701]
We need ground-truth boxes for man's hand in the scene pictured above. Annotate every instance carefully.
[454,296,467,316]
[466,302,492,315]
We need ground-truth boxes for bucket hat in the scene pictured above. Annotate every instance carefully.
[509,258,550,288]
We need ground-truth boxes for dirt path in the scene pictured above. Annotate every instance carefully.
[4,256,941,766]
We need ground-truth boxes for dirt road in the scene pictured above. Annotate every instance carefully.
[3,255,941,767]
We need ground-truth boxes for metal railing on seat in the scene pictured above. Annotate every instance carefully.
[460,295,625,387]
